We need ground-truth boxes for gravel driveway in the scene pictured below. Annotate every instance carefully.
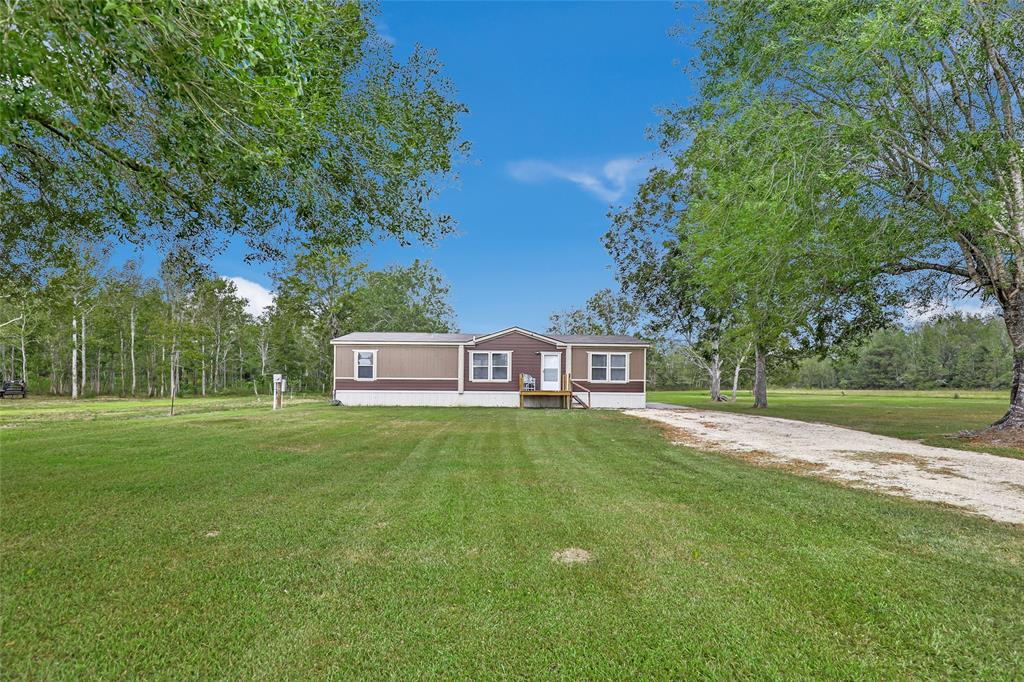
[626,407,1024,524]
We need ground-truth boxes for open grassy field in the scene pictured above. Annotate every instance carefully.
[2,398,1022,678]
[648,388,1021,457]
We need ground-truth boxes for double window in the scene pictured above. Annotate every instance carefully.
[354,350,376,380]
[471,351,510,382]
[590,352,628,382]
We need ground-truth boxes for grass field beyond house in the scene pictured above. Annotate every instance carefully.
[648,388,1021,457]
[2,398,1023,678]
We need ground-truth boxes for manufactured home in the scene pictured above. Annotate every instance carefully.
[332,327,647,408]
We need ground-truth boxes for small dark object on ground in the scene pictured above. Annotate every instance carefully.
[0,380,27,399]
[330,399,341,406]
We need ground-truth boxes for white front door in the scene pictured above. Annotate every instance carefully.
[541,353,561,390]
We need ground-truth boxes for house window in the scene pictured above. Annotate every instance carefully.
[355,350,376,380]
[590,352,628,382]
[470,351,510,381]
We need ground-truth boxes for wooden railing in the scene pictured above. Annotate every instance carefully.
[517,372,590,408]
[570,379,591,408]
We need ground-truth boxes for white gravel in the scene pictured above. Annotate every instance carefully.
[625,407,1024,524]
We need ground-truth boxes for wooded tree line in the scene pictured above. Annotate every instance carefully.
[642,314,1012,392]
[0,248,455,398]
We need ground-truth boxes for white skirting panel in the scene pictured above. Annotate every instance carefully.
[334,390,519,408]
[576,392,647,409]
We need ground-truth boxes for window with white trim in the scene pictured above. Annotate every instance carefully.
[590,352,628,382]
[355,350,376,380]
[470,351,510,381]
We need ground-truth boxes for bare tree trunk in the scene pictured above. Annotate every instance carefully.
[130,305,137,397]
[752,344,768,408]
[94,348,101,394]
[50,346,59,395]
[708,340,724,401]
[71,315,79,400]
[201,340,207,397]
[119,333,125,396]
[991,303,1024,429]
[19,315,27,381]
[169,345,178,416]
[80,313,86,397]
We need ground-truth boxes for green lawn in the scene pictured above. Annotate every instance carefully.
[2,399,1022,678]
[648,388,1021,457]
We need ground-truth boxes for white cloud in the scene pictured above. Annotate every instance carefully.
[223,276,275,317]
[903,296,998,325]
[506,156,653,202]
[375,20,396,46]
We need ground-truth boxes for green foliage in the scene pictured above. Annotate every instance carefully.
[800,314,1014,391]
[546,288,638,336]
[1,1,467,268]
[691,0,1024,419]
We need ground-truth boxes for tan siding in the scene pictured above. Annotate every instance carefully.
[570,346,645,381]
[333,344,458,379]
[336,346,353,377]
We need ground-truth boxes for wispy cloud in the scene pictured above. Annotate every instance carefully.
[223,276,275,317]
[375,20,396,46]
[903,296,998,325]
[506,156,654,202]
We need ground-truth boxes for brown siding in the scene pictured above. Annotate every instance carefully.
[333,344,458,379]
[571,380,645,393]
[464,331,563,392]
[335,378,457,391]
[570,346,645,382]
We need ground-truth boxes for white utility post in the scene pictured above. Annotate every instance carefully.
[273,373,284,410]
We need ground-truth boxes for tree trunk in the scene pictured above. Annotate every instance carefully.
[990,303,1024,429]
[119,333,125,396]
[732,362,742,401]
[201,340,207,397]
[752,344,768,408]
[709,358,723,401]
[80,313,87,397]
[71,315,79,400]
[130,305,137,397]
[708,340,725,401]
[19,315,27,381]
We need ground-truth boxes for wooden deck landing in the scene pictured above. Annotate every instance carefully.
[518,373,589,409]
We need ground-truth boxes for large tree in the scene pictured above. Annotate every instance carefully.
[1,1,466,267]
[692,0,1023,423]
[611,101,895,407]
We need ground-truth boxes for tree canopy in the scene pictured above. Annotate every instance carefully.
[691,0,1022,422]
[1,1,467,268]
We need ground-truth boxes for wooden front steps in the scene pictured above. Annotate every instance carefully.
[518,373,590,409]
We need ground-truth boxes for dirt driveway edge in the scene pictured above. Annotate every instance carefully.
[625,407,1024,525]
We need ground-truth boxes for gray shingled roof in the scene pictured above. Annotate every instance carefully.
[332,332,475,343]
[333,329,647,345]
[548,334,646,345]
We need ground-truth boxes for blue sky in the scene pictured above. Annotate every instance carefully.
[123,1,701,330]
[247,1,698,331]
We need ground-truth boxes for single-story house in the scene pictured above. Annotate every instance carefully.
[332,327,647,408]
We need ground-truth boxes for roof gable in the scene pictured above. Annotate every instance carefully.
[468,327,564,346]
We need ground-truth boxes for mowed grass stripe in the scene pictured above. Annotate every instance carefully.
[2,402,1022,678]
